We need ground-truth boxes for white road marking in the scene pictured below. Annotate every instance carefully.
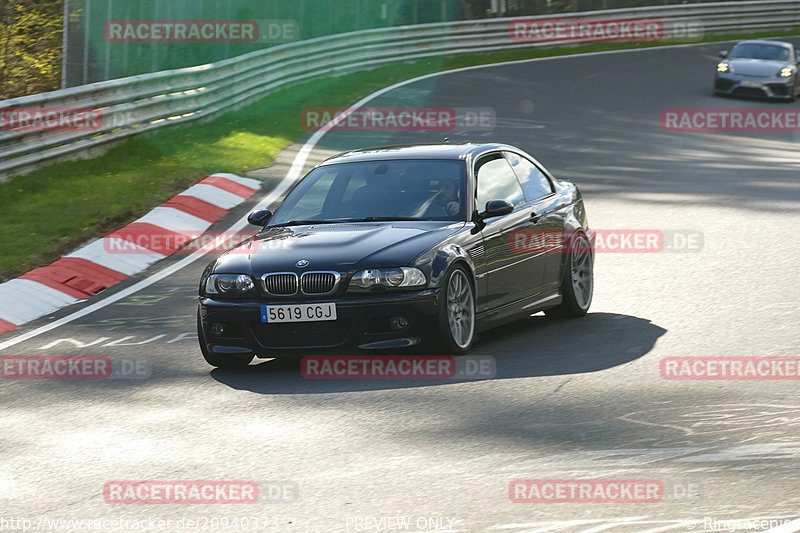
[632,522,695,533]
[487,518,649,531]
[178,183,246,209]
[0,279,80,325]
[488,517,800,533]
[36,332,196,350]
[208,172,260,190]
[134,206,211,233]
[102,334,167,346]
[676,442,800,462]
[580,524,631,533]
[38,337,111,350]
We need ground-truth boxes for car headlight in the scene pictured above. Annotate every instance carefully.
[205,273,255,296]
[348,267,426,291]
[779,66,794,78]
[717,62,730,73]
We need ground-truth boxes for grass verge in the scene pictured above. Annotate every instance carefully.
[1,27,798,281]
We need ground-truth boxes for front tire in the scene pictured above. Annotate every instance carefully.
[545,231,593,319]
[197,308,253,368]
[436,265,476,355]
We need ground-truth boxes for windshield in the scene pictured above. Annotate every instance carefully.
[729,43,791,61]
[269,159,467,225]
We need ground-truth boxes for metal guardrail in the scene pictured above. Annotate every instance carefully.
[1,0,798,180]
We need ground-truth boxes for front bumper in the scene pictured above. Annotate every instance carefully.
[714,72,796,100]
[199,289,441,357]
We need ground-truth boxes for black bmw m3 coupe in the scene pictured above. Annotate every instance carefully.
[198,143,594,367]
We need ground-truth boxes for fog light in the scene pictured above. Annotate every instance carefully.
[390,316,408,331]
[211,323,225,336]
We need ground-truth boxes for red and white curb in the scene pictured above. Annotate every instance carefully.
[0,173,260,336]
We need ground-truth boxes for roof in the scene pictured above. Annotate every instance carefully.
[736,39,794,48]
[318,142,515,165]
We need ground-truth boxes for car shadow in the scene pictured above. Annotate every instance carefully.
[210,312,666,394]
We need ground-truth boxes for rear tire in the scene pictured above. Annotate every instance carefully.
[436,265,476,355]
[545,231,593,319]
[197,308,253,368]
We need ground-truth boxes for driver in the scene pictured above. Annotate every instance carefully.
[432,175,461,216]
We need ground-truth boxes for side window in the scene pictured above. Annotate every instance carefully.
[475,155,525,211]
[504,151,553,201]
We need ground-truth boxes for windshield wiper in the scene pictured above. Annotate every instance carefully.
[269,219,350,227]
[270,217,432,227]
[353,216,431,222]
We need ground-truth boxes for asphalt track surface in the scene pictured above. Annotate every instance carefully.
[2,41,800,532]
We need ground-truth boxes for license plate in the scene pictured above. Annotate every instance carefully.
[261,303,337,323]
[741,80,762,88]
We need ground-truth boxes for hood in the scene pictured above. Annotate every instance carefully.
[212,221,465,275]
[727,58,788,77]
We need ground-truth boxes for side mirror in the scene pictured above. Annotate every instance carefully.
[718,51,728,59]
[481,199,514,219]
[247,209,272,227]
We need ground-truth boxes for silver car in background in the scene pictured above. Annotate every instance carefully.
[714,40,800,101]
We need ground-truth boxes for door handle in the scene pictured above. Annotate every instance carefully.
[530,211,541,223]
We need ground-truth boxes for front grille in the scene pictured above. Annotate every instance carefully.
[261,271,339,296]
[767,83,789,96]
[715,78,734,91]
[262,273,298,295]
[733,87,766,98]
[301,272,338,294]
[251,321,349,348]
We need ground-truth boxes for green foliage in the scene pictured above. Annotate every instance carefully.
[0,0,64,100]
[61,0,740,83]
